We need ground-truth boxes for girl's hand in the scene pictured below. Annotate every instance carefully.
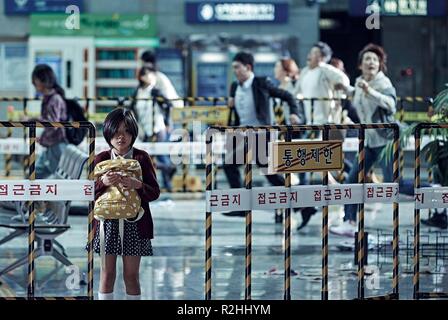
[121,176,143,190]
[101,171,122,187]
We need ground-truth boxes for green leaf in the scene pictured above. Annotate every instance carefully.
[433,88,448,121]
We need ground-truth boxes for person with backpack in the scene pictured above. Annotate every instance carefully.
[31,64,68,178]
[140,50,183,108]
[129,66,177,192]
[64,98,88,146]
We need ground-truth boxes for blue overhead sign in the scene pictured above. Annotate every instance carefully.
[5,0,84,15]
[349,0,446,17]
[186,2,288,24]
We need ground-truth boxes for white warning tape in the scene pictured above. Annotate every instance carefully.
[0,138,29,155]
[415,187,448,209]
[80,139,209,156]
[0,138,210,156]
[0,135,434,155]
[0,179,94,201]
[205,183,399,212]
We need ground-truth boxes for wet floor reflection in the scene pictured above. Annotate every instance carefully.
[0,199,447,299]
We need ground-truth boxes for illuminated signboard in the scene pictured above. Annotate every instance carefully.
[5,0,84,15]
[349,0,446,16]
[186,2,288,24]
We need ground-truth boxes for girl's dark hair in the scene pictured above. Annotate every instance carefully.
[103,108,139,148]
[358,43,388,73]
[31,64,65,97]
[138,66,157,88]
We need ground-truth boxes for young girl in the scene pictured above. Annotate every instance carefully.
[93,108,160,300]
[31,64,67,178]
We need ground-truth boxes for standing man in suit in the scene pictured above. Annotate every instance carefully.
[222,52,305,218]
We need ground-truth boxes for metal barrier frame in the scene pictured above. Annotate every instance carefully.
[2,96,431,193]
[0,121,95,300]
[413,122,448,299]
[205,123,400,300]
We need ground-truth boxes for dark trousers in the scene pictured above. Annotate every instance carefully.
[223,164,285,188]
[222,130,285,188]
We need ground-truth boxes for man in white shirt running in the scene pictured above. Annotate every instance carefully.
[141,50,183,109]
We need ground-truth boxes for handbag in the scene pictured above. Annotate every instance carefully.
[93,158,144,265]
[371,106,403,139]
[93,158,144,220]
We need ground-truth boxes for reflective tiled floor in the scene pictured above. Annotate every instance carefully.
[0,193,447,300]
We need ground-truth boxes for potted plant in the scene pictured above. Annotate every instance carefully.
[381,87,448,229]
[422,88,448,187]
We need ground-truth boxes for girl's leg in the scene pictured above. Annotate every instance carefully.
[99,255,118,299]
[122,255,142,297]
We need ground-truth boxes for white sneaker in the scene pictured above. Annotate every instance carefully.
[291,173,300,186]
[330,220,357,238]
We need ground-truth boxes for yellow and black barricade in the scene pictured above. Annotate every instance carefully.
[205,123,400,300]
[0,120,95,300]
[357,126,366,299]
[28,122,36,299]
[205,128,213,300]
[413,122,448,300]
[0,95,432,193]
[244,129,253,300]
[284,127,292,300]
[328,123,400,300]
[22,98,29,179]
[321,126,330,300]
[4,107,13,178]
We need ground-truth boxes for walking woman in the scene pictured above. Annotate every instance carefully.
[31,64,68,178]
[330,44,398,237]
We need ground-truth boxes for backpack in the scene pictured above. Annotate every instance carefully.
[65,99,88,145]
